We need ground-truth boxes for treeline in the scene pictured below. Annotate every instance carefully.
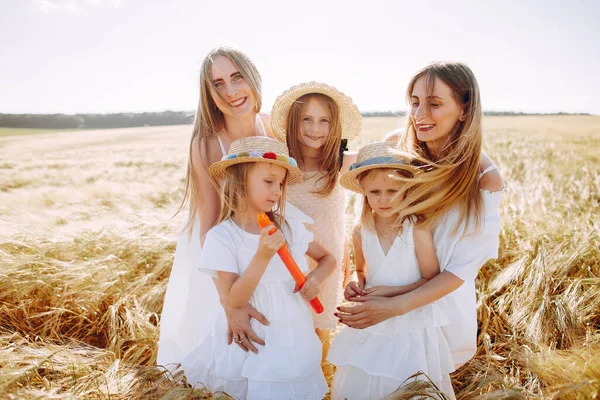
[0,110,591,130]
[0,111,194,129]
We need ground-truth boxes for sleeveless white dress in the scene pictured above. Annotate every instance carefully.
[180,218,328,400]
[327,223,456,400]
[157,116,269,371]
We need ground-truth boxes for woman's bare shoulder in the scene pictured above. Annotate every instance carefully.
[479,152,504,192]
[341,151,358,173]
[383,129,402,145]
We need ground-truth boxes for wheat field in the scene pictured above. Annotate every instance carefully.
[1,116,599,399]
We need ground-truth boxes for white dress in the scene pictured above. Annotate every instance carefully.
[157,116,269,371]
[327,223,456,400]
[181,218,328,400]
[435,164,504,368]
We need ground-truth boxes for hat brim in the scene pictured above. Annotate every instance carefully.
[209,156,304,185]
[271,82,362,144]
[339,161,414,194]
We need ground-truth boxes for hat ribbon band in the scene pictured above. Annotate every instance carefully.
[349,156,407,171]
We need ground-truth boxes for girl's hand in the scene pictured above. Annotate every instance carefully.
[256,225,285,259]
[344,280,366,301]
[294,272,321,301]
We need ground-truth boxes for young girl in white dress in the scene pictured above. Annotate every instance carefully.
[181,136,335,400]
[270,82,362,355]
[327,142,456,400]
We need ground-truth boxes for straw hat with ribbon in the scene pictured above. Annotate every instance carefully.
[339,142,416,193]
[270,81,362,143]
[209,136,303,184]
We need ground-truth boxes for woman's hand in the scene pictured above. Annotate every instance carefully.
[335,296,398,329]
[344,280,366,301]
[256,225,285,259]
[294,271,321,301]
[224,302,269,353]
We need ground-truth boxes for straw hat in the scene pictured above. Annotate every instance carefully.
[339,142,416,193]
[209,136,303,184]
[271,82,362,143]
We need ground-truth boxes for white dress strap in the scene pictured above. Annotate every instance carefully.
[478,164,497,180]
[216,136,227,157]
[256,114,267,137]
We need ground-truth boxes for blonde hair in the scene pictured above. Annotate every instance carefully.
[178,46,262,235]
[394,61,483,233]
[286,93,342,196]
[358,168,415,235]
[216,162,288,233]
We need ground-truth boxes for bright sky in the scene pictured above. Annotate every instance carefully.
[1,0,598,115]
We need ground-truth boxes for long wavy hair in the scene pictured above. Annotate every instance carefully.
[394,61,484,233]
[286,93,342,196]
[178,46,262,235]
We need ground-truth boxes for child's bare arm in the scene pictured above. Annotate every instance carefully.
[300,241,336,301]
[353,226,366,286]
[345,226,367,300]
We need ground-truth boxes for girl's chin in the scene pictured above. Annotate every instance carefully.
[301,141,325,150]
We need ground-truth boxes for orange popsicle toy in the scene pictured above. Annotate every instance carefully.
[257,213,324,314]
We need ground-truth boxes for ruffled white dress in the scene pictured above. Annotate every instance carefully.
[327,223,456,400]
[181,218,328,400]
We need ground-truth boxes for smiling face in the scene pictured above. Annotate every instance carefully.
[361,169,403,218]
[297,97,332,150]
[246,162,287,213]
[409,76,467,155]
[209,55,257,118]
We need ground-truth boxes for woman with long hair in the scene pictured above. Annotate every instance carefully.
[336,61,504,370]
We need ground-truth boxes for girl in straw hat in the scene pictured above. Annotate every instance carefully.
[271,82,362,356]
[181,136,334,400]
[336,62,504,372]
[159,46,276,372]
[327,142,456,400]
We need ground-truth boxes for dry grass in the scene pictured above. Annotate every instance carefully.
[1,117,599,399]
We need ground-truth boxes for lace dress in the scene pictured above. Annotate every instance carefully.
[286,171,346,329]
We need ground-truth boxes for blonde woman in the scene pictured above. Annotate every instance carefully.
[158,46,275,371]
[337,61,504,370]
